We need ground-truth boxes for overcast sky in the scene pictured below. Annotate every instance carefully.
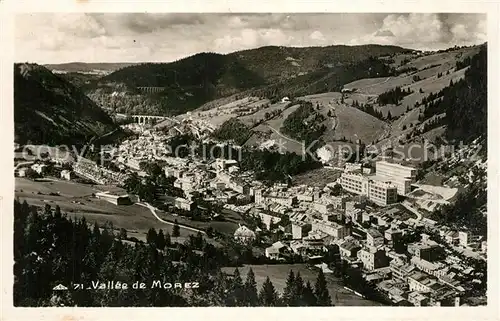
[15,13,487,63]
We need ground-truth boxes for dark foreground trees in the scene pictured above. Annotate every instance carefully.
[14,200,337,307]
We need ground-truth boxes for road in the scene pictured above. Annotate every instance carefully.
[136,202,206,234]
[401,201,423,221]
[266,125,304,147]
[14,161,34,170]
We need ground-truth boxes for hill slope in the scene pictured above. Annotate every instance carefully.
[85,45,410,116]
[14,63,118,145]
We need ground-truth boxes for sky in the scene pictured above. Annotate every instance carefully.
[15,13,487,64]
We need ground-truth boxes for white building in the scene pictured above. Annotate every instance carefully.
[292,221,312,239]
[174,197,195,211]
[265,241,288,260]
[357,245,388,271]
[31,163,47,175]
[60,170,75,180]
[311,219,349,240]
[375,160,417,195]
[258,212,282,230]
[340,173,398,206]
[234,225,256,244]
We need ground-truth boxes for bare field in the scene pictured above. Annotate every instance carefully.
[401,47,479,71]
[221,264,382,306]
[330,104,387,144]
[298,92,342,105]
[401,67,468,109]
[292,167,342,188]
[15,178,209,242]
[237,101,288,127]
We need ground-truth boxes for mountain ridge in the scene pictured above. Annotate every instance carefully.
[14,63,118,146]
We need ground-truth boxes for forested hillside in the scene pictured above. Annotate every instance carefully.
[417,45,487,144]
[14,63,117,145]
[84,45,409,116]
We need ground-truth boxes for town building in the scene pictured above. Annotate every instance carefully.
[410,256,448,278]
[258,212,282,230]
[390,257,416,282]
[339,238,361,258]
[265,241,289,260]
[60,170,76,181]
[408,241,443,262]
[384,228,403,246]
[291,221,312,240]
[340,173,398,206]
[366,228,384,247]
[174,197,195,211]
[95,192,131,205]
[311,219,349,240]
[357,245,388,271]
[31,163,48,175]
[234,225,256,244]
[375,160,417,195]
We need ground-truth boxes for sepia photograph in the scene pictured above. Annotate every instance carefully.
[9,11,490,310]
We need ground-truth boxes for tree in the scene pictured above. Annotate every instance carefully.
[314,269,332,306]
[118,228,128,240]
[259,276,278,306]
[146,228,157,245]
[282,270,297,306]
[294,271,305,306]
[25,168,39,180]
[156,229,166,250]
[303,281,318,306]
[164,231,172,247]
[244,268,259,306]
[172,220,180,237]
[228,268,245,306]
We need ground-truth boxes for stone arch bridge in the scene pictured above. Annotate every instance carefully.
[131,115,180,126]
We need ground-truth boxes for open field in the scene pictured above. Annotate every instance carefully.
[14,145,75,163]
[400,66,468,112]
[221,264,383,306]
[237,101,287,126]
[265,104,300,129]
[14,178,221,244]
[292,167,342,188]
[298,92,343,105]
[249,122,305,155]
[189,96,271,128]
[155,208,242,235]
[400,47,479,71]
[329,104,387,144]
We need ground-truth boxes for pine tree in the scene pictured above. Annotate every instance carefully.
[172,220,180,237]
[146,228,157,245]
[164,231,172,247]
[314,269,332,306]
[303,281,318,306]
[229,268,245,306]
[294,271,305,306]
[244,268,259,306]
[156,229,166,250]
[259,276,278,306]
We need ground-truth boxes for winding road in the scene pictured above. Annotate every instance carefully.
[136,202,206,234]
